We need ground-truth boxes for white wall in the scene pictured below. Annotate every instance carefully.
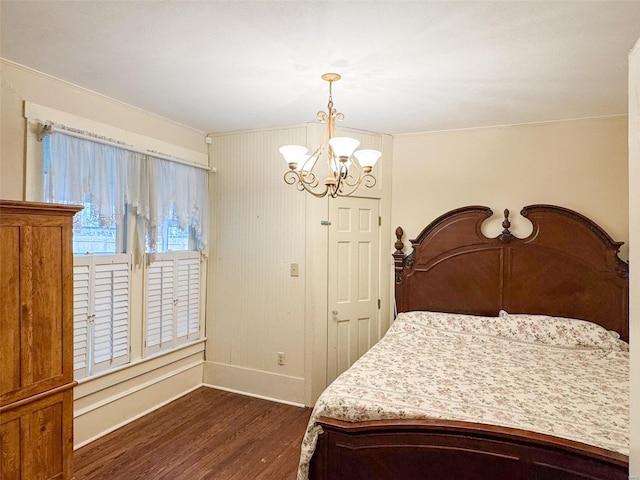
[0,59,208,446]
[629,37,640,477]
[205,126,308,404]
[391,117,629,260]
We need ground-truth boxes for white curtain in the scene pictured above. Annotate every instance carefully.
[45,132,140,229]
[144,158,209,253]
[44,130,209,261]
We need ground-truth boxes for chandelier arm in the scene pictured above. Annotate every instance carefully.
[285,170,321,189]
[327,109,340,178]
[301,175,320,189]
[334,172,377,197]
[341,160,364,187]
[284,170,299,186]
[284,170,330,197]
[342,176,359,187]
[331,163,348,197]
[342,174,364,196]
[300,181,330,198]
[361,173,377,188]
[332,181,360,197]
[307,175,321,189]
[299,170,320,187]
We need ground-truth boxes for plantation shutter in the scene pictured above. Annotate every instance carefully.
[145,251,201,356]
[176,254,200,342]
[73,258,91,379]
[146,259,175,355]
[92,255,131,375]
[73,254,131,378]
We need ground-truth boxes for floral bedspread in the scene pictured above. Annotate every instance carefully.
[297,311,629,480]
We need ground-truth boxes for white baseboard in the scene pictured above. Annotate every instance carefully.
[74,359,308,449]
[203,361,305,406]
[74,361,203,448]
[74,383,202,450]
[202,383,305,408]
[74,360,204,418]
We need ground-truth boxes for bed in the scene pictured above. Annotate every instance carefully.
[300,204,629,480]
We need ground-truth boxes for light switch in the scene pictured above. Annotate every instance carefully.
[290,263,299,277]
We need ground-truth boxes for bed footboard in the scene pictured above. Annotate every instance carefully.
[309,417,628,480]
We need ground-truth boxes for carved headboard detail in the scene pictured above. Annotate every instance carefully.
[393,205,629,341]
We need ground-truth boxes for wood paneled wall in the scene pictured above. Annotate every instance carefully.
[206,127,309,403]
[206,125,393,406]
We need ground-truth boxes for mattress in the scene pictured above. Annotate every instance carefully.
[297,310,629,480]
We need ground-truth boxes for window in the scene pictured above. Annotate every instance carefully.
[147,207,192,253]
[145,251,200,356]
[73,255,131,379]
[44,135,121,254]
[43,127,208,380]
[72,197,120,254]
[144,208,201,356]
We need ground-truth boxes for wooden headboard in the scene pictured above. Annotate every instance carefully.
[393,205,629,341]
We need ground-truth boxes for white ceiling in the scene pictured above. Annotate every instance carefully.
[2,1,640,135]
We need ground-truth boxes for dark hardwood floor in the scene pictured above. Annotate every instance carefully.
[74,387,312,480]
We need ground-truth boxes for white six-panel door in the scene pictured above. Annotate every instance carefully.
[327,196,380,384]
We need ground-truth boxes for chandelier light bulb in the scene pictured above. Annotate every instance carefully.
[279,145,308,168]
[353,149,382,171]
[328,137,360,160]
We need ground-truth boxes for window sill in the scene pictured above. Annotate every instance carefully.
[75,337,207,398]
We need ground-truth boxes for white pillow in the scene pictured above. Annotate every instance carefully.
[499,311,626,351]
[397,310,626,351]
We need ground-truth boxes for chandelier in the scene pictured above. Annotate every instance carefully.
[279,73,381,198]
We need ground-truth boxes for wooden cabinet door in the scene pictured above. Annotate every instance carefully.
[0,223,21,397]
[1,388,75,480]
[0,213,75,407]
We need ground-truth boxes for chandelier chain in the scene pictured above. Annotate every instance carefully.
[328,80,334,110]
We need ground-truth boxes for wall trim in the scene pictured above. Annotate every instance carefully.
[203,361,305,406]
[202,384,305,408]
[395,114,628,137]
[24,101,208,165]
[74,359,204,418]
[2,58,205,135]
[73,382,203,450]
[75,339,206,400]
[208,121,389,138]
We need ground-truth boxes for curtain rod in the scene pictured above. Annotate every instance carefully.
[38,122,214,172]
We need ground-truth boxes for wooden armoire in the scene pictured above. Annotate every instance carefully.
[1,200,81,480]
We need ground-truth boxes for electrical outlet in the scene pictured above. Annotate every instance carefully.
[290,263,299,277]
[277,352,285,366]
